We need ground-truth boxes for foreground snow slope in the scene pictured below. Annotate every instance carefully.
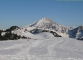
[0,38,83,60]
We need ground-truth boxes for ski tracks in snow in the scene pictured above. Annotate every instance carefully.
[47,39,63,56]
[0,38,83,60]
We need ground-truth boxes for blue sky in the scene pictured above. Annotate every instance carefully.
[0,0,83,29]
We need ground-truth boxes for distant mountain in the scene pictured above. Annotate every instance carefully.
[0,17,83,40]
[24,17,69,37]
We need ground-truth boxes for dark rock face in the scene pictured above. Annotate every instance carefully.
[50,31,62,37]
[0,30,3,40]
[30,29,42,34]
[78,35,83,40]
[30,29,62,37]
[78,38,83,40]
[70,26,83,38]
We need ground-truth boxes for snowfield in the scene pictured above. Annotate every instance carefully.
[0,18,83,60]
[0,37,83,60]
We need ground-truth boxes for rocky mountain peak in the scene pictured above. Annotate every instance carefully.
[38,17,57,24]
[23,17,69,36]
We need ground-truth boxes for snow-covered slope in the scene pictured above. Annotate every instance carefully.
[13,29,55,40]
[0,38,83,60]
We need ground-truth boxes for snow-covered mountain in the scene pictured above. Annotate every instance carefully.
[23,17,69,37]
[0,17,83,40]
[7,17,83,39]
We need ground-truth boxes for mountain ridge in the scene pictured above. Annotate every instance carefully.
[24,17,69,34]
[0,17,83,40]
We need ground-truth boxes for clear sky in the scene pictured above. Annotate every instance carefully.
[0,0,83,29]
